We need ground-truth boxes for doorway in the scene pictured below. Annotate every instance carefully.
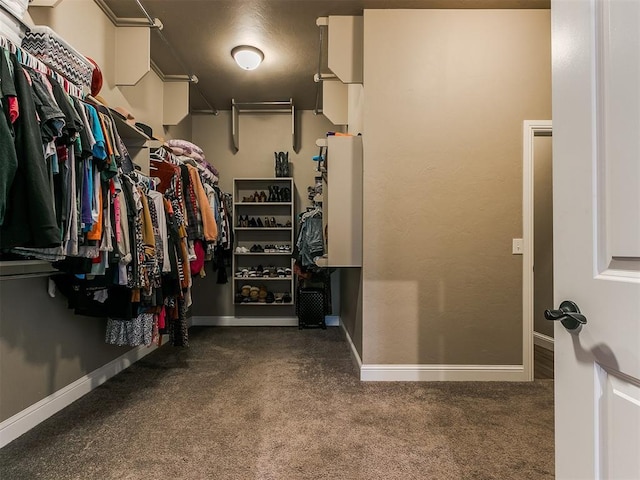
[523,120,554,380]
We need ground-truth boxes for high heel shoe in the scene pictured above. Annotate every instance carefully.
[267,186,277,202]
[256,217,263,227]
[259,191,267,202]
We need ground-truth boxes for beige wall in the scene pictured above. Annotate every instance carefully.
[0,277,133,422]
[28,0,187,140]
[190,110,335,317]
[362,9,551,365]
[533,134,554,338]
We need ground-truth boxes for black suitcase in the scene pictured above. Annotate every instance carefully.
[297,287,326,329]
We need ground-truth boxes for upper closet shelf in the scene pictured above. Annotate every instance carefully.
[109,111,150,144]
[231,99,298,153]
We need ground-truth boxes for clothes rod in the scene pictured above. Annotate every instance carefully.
[234,109,293,114]
[233,101,293,107]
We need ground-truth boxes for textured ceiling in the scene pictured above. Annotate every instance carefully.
[102,0,550,111]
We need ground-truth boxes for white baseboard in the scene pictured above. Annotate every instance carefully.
[533,332,554,351]
[191,315,341,327]
[0,340,164,449]
[339,319,363,373]
[359,364,526,382]
[191,316,299,327]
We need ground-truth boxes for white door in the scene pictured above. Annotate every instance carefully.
[552,0,640,479]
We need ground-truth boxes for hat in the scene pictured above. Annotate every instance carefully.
[135,122,158,140]
[111,107,136,126]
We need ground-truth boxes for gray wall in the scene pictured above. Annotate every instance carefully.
[340,269,363,359]
[533,134,554,338]
[361,9,551,365]
[0,276,134,422]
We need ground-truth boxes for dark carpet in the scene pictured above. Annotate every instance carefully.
[0,327,554,479]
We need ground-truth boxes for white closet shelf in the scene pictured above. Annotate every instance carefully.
[234,252,292,256]
[234,277,293,281]
[235,227,292,231]
[234,202,293,206]
[234,302,294,306]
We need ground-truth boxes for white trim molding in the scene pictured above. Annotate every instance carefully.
[533,332,554,351]
[522,120,553,382]
[339,319,363,373]
[0,340,163,448]
[360,364,526,382]
[191,316,299,327]
[191,316,341,328]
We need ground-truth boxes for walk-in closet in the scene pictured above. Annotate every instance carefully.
[2,1,620,478]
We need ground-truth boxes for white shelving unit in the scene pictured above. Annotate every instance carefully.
[233,178,295,305]
[315,136,363,267]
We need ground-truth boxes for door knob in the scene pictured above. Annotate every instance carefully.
[544,300,587,331]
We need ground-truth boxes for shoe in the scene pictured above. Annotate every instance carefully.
[273,186,281,202]
[235,246,249,254]
[268,186,277,202]
[241,285,251,297]
[274,152,281,177]
[281,187,291,202]
[248,217,257,227]
[258,285,268,302]
[256,217,263,227]
[253,191,260,202]
[259,191,267,202]
[282,292,292,303]
[266,291,275,304]
[276,267,285,277]
[264,217,270,228]
[274,293,283,303]
[270,217,277,227]
[250,244,259,253]
[242,215,249,227]
[284,267,292,276]
[250,286,259,302]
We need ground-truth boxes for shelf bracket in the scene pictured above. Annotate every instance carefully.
[231,98,298,153]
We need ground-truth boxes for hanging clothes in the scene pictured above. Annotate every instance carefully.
[0,53,60,248]
[1,39,231,348]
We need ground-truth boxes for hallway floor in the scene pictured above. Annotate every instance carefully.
[0,327,554,479]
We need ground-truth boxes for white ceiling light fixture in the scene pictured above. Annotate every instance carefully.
[231,45,264,70]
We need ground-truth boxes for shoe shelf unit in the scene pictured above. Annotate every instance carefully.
[233,178,295,306]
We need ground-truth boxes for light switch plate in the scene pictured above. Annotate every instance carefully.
[512,238,524,255]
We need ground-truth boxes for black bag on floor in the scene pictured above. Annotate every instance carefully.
[297,287,326,329]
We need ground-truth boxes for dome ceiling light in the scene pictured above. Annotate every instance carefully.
[231,45,264,70]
